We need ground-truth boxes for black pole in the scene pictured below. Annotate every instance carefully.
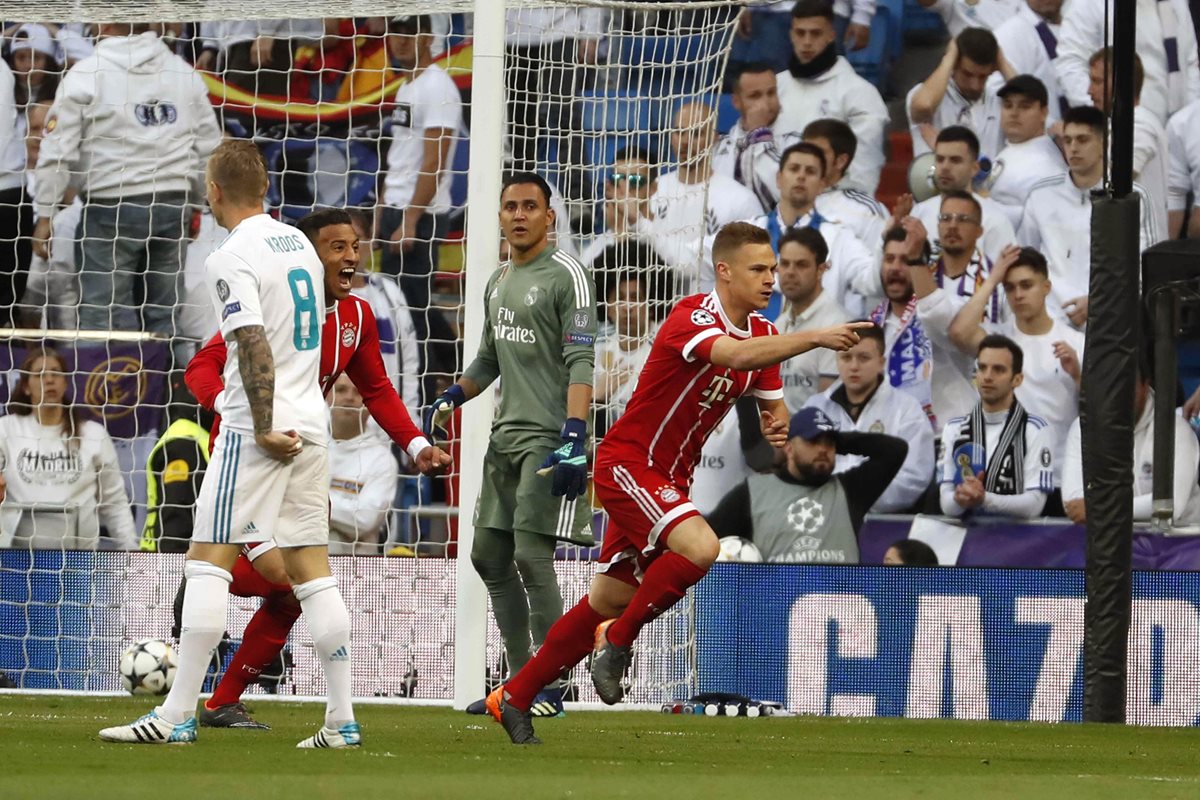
[1152,289,1178,527]
[1110,0,1135,197]
[1081,0,1139,724]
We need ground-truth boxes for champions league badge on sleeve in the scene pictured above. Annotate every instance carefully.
[952,443,985,486]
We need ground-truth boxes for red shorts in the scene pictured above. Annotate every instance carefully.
[593,460,700,585]
[229,546,292,599]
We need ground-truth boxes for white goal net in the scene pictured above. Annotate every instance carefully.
[0,0,744,707]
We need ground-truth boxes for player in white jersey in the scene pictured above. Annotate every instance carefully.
[100,141,360,750]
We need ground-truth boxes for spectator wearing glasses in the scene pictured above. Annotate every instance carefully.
[899,193,1009,432]
[580,147,656,267]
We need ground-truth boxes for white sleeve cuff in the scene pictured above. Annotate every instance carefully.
[406,436,433,461]
[753,388,785,400]
[681,328,723,362]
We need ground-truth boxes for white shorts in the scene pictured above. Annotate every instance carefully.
[193,430,330,548]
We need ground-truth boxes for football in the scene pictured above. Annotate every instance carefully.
[119,639,177,696]
[717,536,763,563]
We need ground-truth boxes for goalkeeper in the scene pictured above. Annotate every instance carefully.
[426,172,596,716]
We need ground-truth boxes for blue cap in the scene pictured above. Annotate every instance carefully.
[789,407,838,441]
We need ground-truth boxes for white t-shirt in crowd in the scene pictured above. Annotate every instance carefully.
[383,63,462,213]
[996,316,1084,481]
[988,5,1067,122]
[593,324,656,426]
[989,135,1068,230]
[906,80,1005,159]
[927,0,1023,35]
[0,414,137,549]
[1167,99,1200,213]
[775,290,849,413]
[1132,105,1171,242]
[638,170,762,292]
[205,213,328,445]
[328,429,400,555]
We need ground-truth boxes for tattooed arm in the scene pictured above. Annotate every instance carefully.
[233,325,301,462]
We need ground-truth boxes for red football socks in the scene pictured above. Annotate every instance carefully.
[504,595,605,711]
[206,593,301,709]
[605,553,707,649]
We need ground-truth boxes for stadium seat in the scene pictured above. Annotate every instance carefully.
[902,0,947,35]
[845,6,896,90]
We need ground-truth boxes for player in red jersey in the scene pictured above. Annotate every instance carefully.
[486,222,870,744]
[181,207,451,728]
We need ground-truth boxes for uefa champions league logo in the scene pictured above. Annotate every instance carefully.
[787,497,825,535]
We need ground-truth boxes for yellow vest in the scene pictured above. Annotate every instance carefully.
[140,419,210,552]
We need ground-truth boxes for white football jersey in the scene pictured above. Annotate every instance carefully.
[205,213,328,445]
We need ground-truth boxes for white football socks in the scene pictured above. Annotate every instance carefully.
[157,561,231,724]
[293,576,354,729]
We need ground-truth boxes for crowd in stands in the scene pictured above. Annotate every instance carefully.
[3,0,1200,564]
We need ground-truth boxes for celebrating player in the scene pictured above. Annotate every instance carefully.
[176,207,452,729]
[424,172,596,716]
[100,141,359,748]
[486,221,870,744]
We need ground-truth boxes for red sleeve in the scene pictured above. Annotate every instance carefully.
[185,332,228,411]
[657,303,725,365]
[752,319,784,398]
[344,304,426,452]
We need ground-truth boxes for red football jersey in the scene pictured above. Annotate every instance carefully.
[597,292,783,488]
[186,295,425,454]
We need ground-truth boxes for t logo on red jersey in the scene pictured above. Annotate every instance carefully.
[698,374,735,410]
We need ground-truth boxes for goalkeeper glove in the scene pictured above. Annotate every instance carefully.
[423,384,466,440]
[538,417,588,500]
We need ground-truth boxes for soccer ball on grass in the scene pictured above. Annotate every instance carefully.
[119,639,177,696]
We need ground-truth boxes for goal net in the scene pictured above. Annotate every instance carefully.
[0,0,743,707]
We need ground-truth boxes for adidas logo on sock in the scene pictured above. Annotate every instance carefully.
[330,646,350,662]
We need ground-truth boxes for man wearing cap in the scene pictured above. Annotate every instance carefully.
[379,14,463,399]
[706,406,907,563]
[988,74,1067,229]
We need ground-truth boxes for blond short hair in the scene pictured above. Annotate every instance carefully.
[207,139,268,206]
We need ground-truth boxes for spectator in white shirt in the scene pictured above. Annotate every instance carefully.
[988,0,1069,123]
[939,335,1055,519]
[775,227,849,412]
[638,101,762,292]
[948,246,1082,482]
[32,25,221,360]
[868,227,937,425]
[195,20,315,98]
[379,16,462,373]
[1167,97,1200,238]
[803,118,889,248]
[775,0,889,193]
[908,126,1018,268]
[1056,0,1200,126]
[904,193,1009,430]
[805,323,936,513]
[580,147,657,267]
[1019,105,1160,328]
[1088,48,1171,242]
[989,75,1068,229]
[0,347,136,550]
[713,61,802,212]
[593,273,656,434]
[327,374,400,555]
[726,142,879,315]
[917,0,1024,36]
[907,28,1015,158]
[1064,368,1200,527]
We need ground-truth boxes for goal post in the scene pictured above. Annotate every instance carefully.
[0,0,747,708]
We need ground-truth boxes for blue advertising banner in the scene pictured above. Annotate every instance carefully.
[695,564,1200,725]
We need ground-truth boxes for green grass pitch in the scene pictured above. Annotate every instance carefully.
[3,695,1200,800]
